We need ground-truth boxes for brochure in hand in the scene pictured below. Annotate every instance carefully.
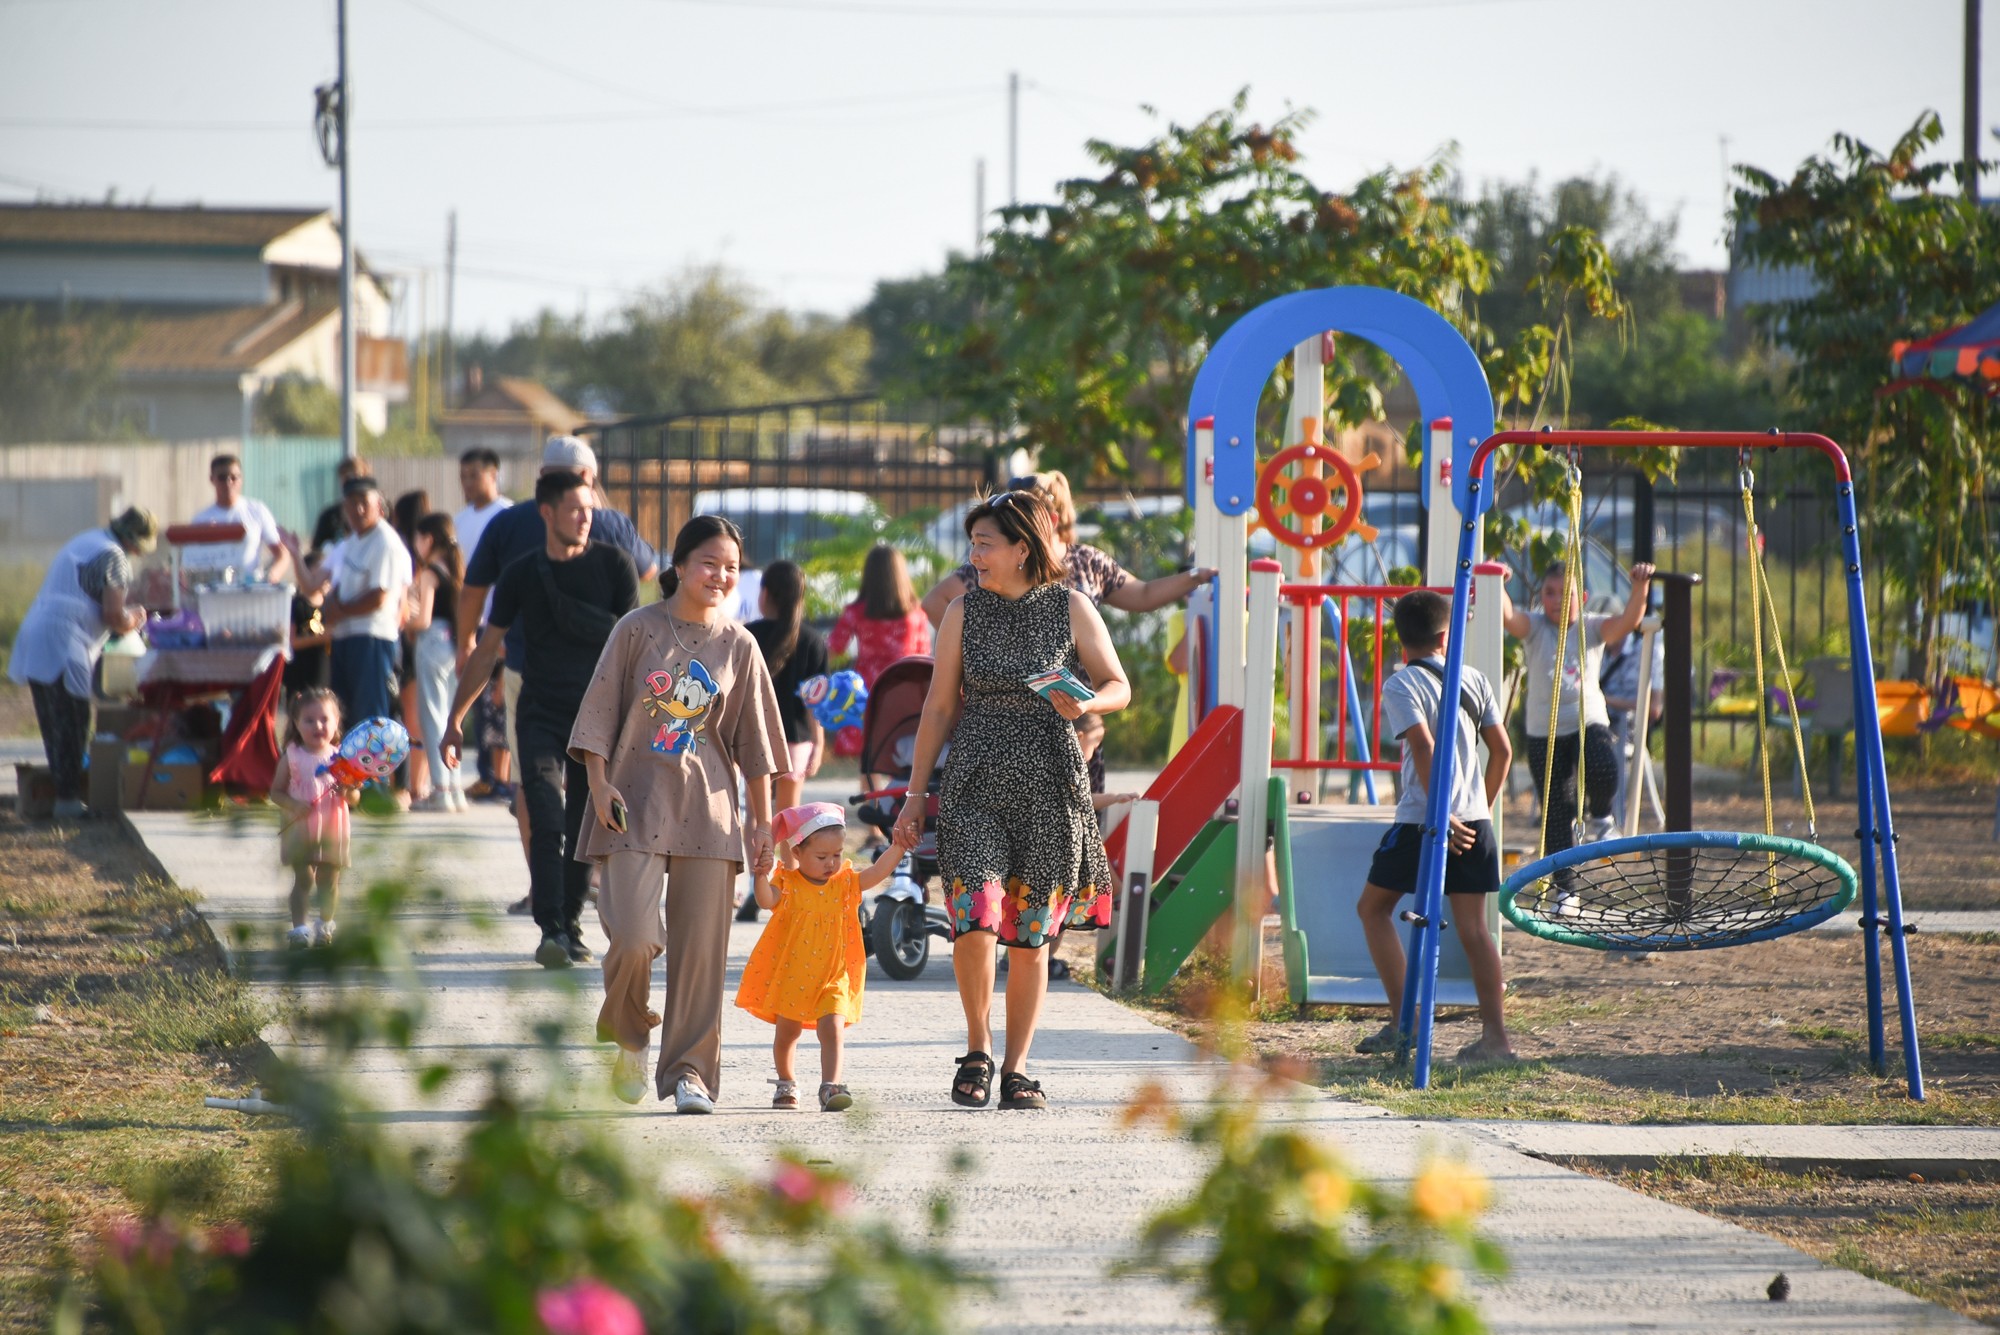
[1024,665,1097,703]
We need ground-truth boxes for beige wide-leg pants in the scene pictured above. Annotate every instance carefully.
[595,851,737,1101]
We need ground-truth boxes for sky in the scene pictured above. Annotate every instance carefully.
[0,0,1986,340]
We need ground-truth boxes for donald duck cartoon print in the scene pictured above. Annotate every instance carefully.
[643,659,719,756]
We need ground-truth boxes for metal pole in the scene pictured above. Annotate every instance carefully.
[336,0,356,461]
[1007,71,1018,205]
[443,209,457,409]
[1836,479,1925,1099]
[1658,572,1700,914]
[974,158,985,254]
[1969,0,1983,199]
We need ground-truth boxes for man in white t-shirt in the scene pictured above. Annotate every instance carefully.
[453,448,508,581]
[322,475,413,727]
[453,447,512,795]
[189,453,291,583]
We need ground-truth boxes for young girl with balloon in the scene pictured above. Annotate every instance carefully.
[269,687,357,949]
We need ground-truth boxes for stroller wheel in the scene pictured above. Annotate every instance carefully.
[870,898,930,980]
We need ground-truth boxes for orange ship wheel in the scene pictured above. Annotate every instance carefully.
[1256,442,1365,550]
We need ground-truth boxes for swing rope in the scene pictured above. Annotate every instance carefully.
[1535,451,1589,865]
[1740,454,1818,844]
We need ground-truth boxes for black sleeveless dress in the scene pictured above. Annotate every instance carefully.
[937,581,1114,947]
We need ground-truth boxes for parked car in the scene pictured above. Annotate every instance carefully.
[692,487,877,568]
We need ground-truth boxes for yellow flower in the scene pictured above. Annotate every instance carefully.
[1410,1161,1491,1225]
[1420,1263,1460,1300]
[1300,1169,1352,1223]
[1117,1078,1175,1130]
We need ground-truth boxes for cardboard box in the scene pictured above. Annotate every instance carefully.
[122,760,208,811]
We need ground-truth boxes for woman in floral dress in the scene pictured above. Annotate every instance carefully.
[894,490,1129,1112]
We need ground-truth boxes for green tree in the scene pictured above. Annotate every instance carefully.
[904,94,1499,480]
[0,305,137,443]
[1731,112,2000,679]
[254,373,345,436]
[465,266,872,418]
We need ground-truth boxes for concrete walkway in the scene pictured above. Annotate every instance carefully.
[128,797,1982,1334]
[1466,1122,2000,1181]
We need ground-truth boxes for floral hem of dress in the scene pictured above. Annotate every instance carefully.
[947,876,1115,948]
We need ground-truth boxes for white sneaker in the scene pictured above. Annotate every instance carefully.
[449,788,469,813]
[611,1048,647,1105]
[286,925,312,950]
[1553,890,1582,919]
[410,793,451,813]
[312,919,337,948]
[1586,816,1618,843]
[673,1075,714,1115]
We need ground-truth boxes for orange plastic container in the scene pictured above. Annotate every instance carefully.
[1875,681,1930,737]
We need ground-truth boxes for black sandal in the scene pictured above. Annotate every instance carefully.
[952,1051,995,1108]
[999,1071,1046,1110]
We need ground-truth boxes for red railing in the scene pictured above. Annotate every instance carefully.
[1271,582,1450,773]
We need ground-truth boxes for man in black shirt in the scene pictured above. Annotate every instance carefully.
[444,470,638,968]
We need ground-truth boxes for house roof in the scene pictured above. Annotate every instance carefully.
[120,300,337,376]
[0,204,326,252]
[442,376,584,432]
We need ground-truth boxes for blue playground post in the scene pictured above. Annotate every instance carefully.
[1321,596,1378,806]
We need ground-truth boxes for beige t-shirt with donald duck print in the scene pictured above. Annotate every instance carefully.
[568,602,786,867]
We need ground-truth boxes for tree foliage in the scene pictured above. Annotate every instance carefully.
[1731,112,2000,678]
[462,266,871,419]
[899,94,1500,480]
[0,305,137,444]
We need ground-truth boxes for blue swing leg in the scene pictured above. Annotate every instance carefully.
[1399,482,1484,1087]
[1836,480,1924,1099]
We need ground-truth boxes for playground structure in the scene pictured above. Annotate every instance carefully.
[1103,288,1513,1004]
[1096,285,1924,1105]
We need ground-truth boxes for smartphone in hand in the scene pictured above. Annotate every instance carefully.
[609,798,628,833]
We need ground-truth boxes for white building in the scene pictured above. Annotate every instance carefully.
[0,203,404,439]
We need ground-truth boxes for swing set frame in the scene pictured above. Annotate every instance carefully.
[1407,429,1925,1099]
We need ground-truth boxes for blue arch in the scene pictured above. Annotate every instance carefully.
[1185,286,1495,517]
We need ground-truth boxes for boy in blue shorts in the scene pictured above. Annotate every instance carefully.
[1355,589,1517,1063]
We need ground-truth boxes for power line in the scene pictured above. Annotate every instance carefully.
[649,0,1560,18]
[0,87,994,134]
[394,0,694,112]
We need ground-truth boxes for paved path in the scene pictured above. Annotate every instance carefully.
[129,798,1981,1334]
[1466,1122,2000,1180]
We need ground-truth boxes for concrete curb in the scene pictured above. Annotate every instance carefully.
[1518,1151,2000,1182]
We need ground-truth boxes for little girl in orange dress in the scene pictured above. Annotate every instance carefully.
[735,802,911,1112]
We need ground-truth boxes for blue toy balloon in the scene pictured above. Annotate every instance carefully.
[797,670,868,731]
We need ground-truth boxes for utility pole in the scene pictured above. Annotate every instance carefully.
[1007,71,1018,205]
[335,0,355,461]
[974,157,986,253]
[443,209,458,410]
[1968,0,1983,198]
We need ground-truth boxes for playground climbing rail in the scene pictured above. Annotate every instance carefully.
[1272,583,1451,779]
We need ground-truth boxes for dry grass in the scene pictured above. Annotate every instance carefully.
[0,806,276,1333]
[1581,1156,2000,1327]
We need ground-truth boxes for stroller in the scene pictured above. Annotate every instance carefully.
[851,655,954,979]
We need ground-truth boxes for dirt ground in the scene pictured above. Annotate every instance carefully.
[1579,1160,2000,1328]
[1152,926,2000,1124]
[0,806,273,1332]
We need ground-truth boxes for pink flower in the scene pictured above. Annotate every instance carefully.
[771,1162,820,1204]
[769,1162,851,1214]
[143,1220,179,1268]
[206,1222,251,1258]
[103,1216,142,1264]
[1089,892,1114,927]
[970,881,1005,931]
[537,1279,644,1335]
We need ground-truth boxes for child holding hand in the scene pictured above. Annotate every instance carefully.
[268,687,357,949]
[735,802,912,1112]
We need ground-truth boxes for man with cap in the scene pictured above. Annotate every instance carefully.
[458,436,659,912]
[319,476,413,729]
[10,506,157,819]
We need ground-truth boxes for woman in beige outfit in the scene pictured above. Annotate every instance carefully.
[569,515,786,1113]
